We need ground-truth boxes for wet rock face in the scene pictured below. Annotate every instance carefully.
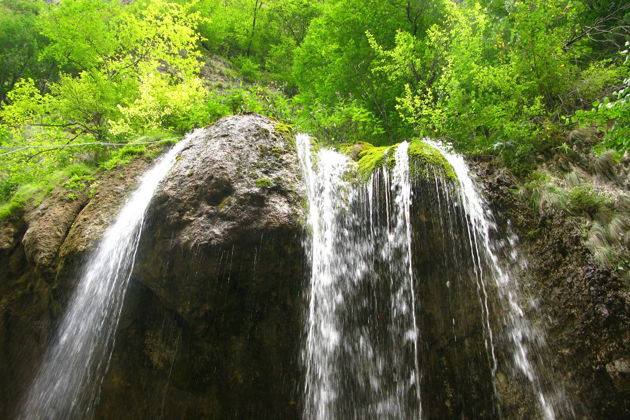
[0,157,154,419]
[95,114,306,418]
[473,159,630,419]
[139,114,304,324]
[0,114,305,419]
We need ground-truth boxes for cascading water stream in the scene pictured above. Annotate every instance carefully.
[298,134,573,419]
[428,141,574,420]
[299,135,423,419]
[19,134,192,419]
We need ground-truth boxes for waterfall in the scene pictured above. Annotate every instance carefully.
[299,135,422,419]
[428,141,573,419]
[298,135,572,419]
[19,134,191,420]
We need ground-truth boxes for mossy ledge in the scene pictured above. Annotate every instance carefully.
[345,140,456,182]
[408,140,456,182]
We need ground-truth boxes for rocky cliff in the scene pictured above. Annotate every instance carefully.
[0,114,627,419]
[0,114,305,419]
[96,114,306,419]
[474,158,630,418]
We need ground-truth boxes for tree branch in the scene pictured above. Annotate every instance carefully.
[0,137,183,157]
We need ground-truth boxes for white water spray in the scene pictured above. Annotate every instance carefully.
[298,134,572,419]
[299,135,422,419]
[429,140,573,420]
[19,134,192,419]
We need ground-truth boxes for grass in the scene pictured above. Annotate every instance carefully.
[0,164,96,219]
[0,133,179,220]
[522,168,629,277]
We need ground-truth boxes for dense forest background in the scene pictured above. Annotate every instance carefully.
[0,0,628,218]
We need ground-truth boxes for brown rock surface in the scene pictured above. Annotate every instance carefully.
[0,154,156,419]
[94,114,306,419]
[473,158,630,418]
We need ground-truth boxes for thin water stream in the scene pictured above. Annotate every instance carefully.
[19,135,192,420]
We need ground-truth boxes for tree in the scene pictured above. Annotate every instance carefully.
[292,0,446,143]
[0,0,207,206]
[3,0,205,140]
[0,0,55,103]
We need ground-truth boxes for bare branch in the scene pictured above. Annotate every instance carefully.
[564,3,630,50]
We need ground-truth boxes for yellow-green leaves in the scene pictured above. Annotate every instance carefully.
[38,0,124,71]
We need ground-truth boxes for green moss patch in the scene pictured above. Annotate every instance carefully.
[408,140,456,182]
[346,140,456,182]
[356,144,395,180]
[274,122,297,150]
[274,123,293,138]
[255,178,273,188]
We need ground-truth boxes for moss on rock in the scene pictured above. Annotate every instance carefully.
[255,178,273,189]
[408,140,456,182]
[356,145,395,179]
[273,123,296,150]
[347,140,456,182]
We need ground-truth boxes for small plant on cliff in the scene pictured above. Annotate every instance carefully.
[255,178,273,188]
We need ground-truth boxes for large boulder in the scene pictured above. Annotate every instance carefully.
[138,114,304,323]
[94,114,306,419]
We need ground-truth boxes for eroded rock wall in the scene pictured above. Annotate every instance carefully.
[0,156,154,418]
[474,159,630,418]
[0,114,306,419]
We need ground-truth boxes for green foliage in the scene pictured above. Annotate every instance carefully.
[232,56,261,83]
[0,183,49,219]
[2,0,205,141]
[0,0,57,104]
[369,0,625,168]
[0,163,96,219]
[573,45,629,157]
[195,0,320,61]
[0,0,206,214]
[382,1,554,150]
[184,84,296,129]
[100,144,148,170]
[292,0,442,143]
[64,173,95,192]
[297,100,385,145]
[1,0,628,216]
